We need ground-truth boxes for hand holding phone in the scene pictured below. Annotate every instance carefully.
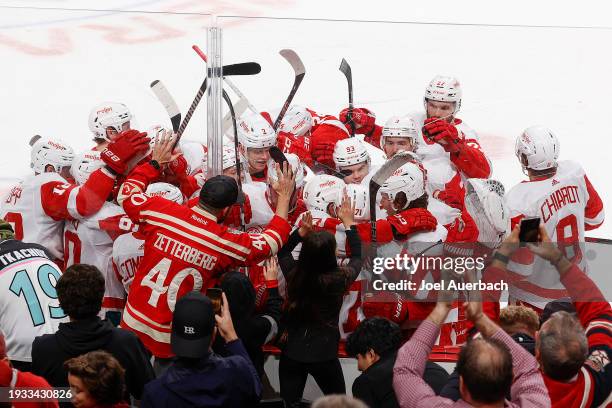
[519,217,541,243]
[206,288,223,315]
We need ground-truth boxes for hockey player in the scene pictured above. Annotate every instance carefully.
[117,135,297,358]
[332,138,373,186]
[64,151,140,320]
[89,102,133,151]
[238,112,277,182]
[505,125,604,308]
[0,220,67,371]
[238,153,307,234]
[110,182,185,311]
[298,175,438,338]
[379,115,418,159]
[0,132,149,264]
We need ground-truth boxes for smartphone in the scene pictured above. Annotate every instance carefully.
[206,288,223,315]
[519,216,541,243]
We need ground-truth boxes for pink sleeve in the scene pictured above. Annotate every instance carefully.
[392,320,455,407]
[583,175,604,230]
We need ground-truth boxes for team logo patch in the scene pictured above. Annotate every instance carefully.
[585,349,610,372]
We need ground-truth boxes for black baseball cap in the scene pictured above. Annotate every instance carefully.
[171,292,216,358]
[199,175,244,209]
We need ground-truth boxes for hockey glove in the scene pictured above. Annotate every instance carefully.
[362,292,410,324]
[101,130,151,175]
[388,208,438,237]
[311,139,338,169]
[423,118,462,152]
[339,107,376,135]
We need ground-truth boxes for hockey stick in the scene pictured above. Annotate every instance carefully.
[173,60,262,149]
[273,49,306,131]
[150,80,181,133]
[222,89,246,230]
[339,58,355,137]
[369,151,416,243]
[193,45,259,114]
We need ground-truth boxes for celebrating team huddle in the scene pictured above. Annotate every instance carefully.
[0,73,607,406]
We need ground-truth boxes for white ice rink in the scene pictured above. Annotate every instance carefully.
[1,0,611,242]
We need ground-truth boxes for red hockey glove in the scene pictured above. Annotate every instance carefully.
[339,107,376,135]
[166,154,190,180]
[277,131,313,167]
[363,292,410,324]
[423,118,462,152]
[101,130,151,175]
[388,208,438,237]
[433,189,464,210]
[223,194,253,227]
[311,139,338,169]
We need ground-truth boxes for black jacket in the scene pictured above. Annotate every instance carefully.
[352,352,399,408]
[278,227,362,362]
[213,271,282,376]
[31,316,154,399]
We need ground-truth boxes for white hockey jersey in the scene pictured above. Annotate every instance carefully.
[0,239,67,361]
[505,160,605,307]
[64,202,136,312]
[0,173,67,261]
[111,232,145,297]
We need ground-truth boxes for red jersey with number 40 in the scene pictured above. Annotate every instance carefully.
[118,171,291,357]
[505,160,604,307]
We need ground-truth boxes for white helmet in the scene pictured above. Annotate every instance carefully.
[465,178,508,247]
[70,151,103,185]
[278,105,313,137]
[267,153,306,189]
[89,102,132,141]
[333,138,370,169]
[380,115,418,151]
[303,175,346,214]
[238,113,276,149]
[31,137,75,175]
[515,125,560,172]
[379,157,427,207]
[146,182,184,204]
[180,141,207,176]
[424,75,462,114]
[346,183,369,221]
[222,142,247,171]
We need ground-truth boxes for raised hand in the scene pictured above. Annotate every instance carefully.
[298,211,313,238]
[337,193,355,228]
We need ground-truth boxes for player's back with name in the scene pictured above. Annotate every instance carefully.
[0,240,52,268]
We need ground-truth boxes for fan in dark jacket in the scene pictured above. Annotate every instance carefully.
[347,317,450,408]
[213,259,282,377]
[277,198,362,407]
[31,264,154,402]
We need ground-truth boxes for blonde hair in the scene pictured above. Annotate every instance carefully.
[499,305,540,336]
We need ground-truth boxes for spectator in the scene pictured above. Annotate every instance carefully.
[0,220,67,372]
[499,305,540,355]
[64,351,128,408]
[141,291,261,407]
[31,264,154,402]
[393,297,550,407]
[346,317,449,408]
[277,201,361,407]
[214,258,282,377]
[311,395,368,408]
[0,332,58,408]
[497,225,612,407]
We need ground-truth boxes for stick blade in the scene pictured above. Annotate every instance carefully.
[150,80,181,133]
[269,146,288,165]
[223,62,261,76]
[339,58,351,79]
[370,151,417,187]
[279,49,305,76]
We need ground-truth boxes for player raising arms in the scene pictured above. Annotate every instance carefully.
[505,125,604,308]
[0,132,148,265]
[116,134,297,358]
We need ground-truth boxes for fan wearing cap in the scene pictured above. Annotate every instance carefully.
[116,134,296,358]
[141,292,262,407]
